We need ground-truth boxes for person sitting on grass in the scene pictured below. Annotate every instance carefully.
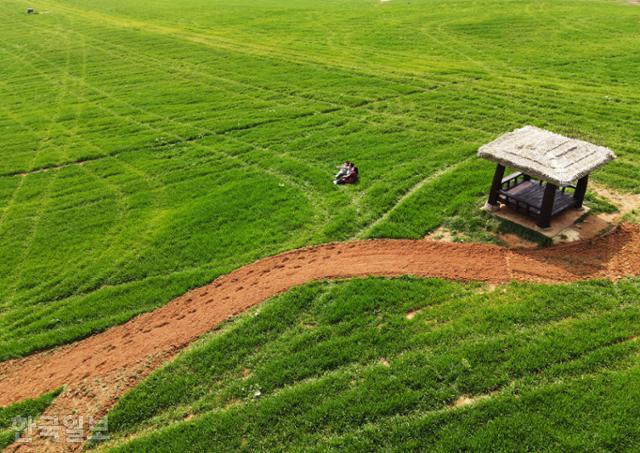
[334,161,350,183]
[334,162,358,185]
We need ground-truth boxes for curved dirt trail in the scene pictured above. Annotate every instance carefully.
[2,224,640,449]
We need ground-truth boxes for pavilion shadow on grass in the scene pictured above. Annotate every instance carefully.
[478,126,616,229]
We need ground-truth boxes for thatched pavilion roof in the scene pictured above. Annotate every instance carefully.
[478,126,616,186]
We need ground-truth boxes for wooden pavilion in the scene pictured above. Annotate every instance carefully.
[478,126,616,229]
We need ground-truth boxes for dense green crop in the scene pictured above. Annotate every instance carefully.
[98,278,640,451]
[1,0,639,361]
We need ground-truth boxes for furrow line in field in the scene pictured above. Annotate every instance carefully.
[0,32,80,308]
[0,41,335,231]
[314,337,640,450]
[354,156,475,239]
[37,0,637,110]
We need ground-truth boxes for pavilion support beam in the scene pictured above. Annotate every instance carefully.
[487,164,506,207]
[573,175,589,208]
[537,183,557,229]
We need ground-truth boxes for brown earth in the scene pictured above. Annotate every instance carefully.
[2,224,640,451]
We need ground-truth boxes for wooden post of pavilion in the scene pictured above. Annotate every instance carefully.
[537,182,558,228]
[573,175,589,208]
[487,164,506,208]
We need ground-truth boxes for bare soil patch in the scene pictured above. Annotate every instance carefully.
[451,390,499,409]
[453,395,475,408]
[425,226,456,242]
[498,232,538,249]
[405,309,420,320]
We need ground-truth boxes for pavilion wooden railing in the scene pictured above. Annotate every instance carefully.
[487,163,589,228]
[498,172,577,218]
[500,172,530,190]
[499,173,541,216]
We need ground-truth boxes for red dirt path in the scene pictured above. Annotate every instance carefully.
[2,224,639,450]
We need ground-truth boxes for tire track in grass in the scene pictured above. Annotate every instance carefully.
[0,87,61,233]
[1,27,298,146]
[17,14,432,144]
[0,37,336,248]
[5,148,171,312]
[1,22,355,183]
[0,31,78,308]
[1,40,334,226]
[17,0,575,148]
[0,40,151,328]
[0,125,165,309]
[31,0,447,85]
[11,11,520,226]
[49,0,592,102]
[55,156,170,297]
[26,0,640,114]
[0,38,138,326]
[31,40,155,306]
[0,158,131,328]
[354,155,475,239]
[63,30,494,141]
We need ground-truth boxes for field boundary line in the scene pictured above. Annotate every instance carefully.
[355,155,474,239]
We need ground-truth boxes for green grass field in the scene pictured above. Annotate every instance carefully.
[1,0,639,360]
[0,0,640,359]
[97,278,640,451]
[1,0,640,449]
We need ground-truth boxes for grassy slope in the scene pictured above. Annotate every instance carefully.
[0,0,639,359]
[95,278,640,451]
